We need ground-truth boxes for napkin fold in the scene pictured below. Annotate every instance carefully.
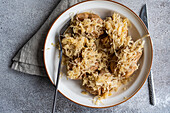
[11,0,83,76]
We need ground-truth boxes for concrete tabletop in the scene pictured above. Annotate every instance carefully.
[0,0,169,113]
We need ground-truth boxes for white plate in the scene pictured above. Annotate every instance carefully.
[44,0,153,108]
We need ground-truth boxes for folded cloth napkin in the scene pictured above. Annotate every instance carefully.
[11,0,83,76]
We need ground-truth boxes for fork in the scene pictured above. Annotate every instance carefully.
[52,19,70,113]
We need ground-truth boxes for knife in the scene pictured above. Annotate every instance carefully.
[139,4,156,106]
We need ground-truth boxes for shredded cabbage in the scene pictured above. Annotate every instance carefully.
[61,12,144,101]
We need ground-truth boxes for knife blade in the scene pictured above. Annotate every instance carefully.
[139,4,156,106]
[139,4,148,28]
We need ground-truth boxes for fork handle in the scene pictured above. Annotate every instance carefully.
[52,86,59,113]
[52,49,62,113]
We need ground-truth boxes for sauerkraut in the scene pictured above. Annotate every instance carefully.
[61,12,145,103]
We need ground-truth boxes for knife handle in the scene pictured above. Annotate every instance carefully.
[148,71,156,105]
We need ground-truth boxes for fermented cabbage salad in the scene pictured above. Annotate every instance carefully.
[61,12,144,104]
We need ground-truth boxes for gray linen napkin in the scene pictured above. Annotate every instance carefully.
[11,0,83,76]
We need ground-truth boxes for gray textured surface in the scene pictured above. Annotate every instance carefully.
[0,0,170,113]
